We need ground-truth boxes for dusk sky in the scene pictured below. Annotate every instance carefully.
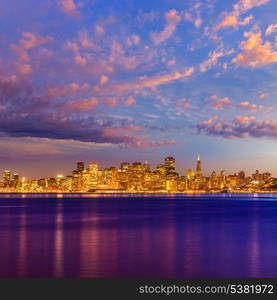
[1,0,277,178]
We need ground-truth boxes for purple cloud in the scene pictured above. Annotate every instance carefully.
[197,116,277,139]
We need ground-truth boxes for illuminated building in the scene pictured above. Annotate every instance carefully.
[76,161,85,173]
[196,154,202,178]
[226,174,238,189]
[88,162,98,173]
[0,155,276,193]
[143,161,150,172]
[56,174,64,185]
[166,179,177,192]
[186,169,194,180]
[165,157,175,175]
[252,170,260,181]
[262,172,271,182]
[121,162,130,171]
[209,171,218,189]
[65,176,73,191]
[132,162,143,172]
[12,173,20,188]
[87,162,99,190]
[219,170,226,188]
[3,170,11,187]
[238,171,245,180]
[156,164,166,176]
[38,178,46,189]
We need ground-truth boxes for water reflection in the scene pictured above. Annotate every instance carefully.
[18,209,27,277]
[53,202,64,277]
[0,194,277,277]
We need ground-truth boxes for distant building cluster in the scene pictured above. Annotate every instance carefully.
[1,156,277,193]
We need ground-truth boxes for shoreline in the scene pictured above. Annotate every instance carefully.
[1,191,277,195]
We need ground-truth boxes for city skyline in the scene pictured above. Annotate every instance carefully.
[0,0,277,177]
[0,153,275,180]
[1,154,275,193]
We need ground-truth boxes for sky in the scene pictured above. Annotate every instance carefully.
[0,0,277,178]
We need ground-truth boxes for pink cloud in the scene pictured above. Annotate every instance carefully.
[233,0,271,14]
[151,9,181,45]
[198,116,277,140]
[137,67,194,88]
[0,74,180,148]
[95,24,105,36]
[45,67,194,103]
[78,30,102,51]
[59,0,79,16]
[103,67,194,96]
[216,0,270,31]
[259,93,268,100]
[66,98,98,111]
[10,32,53,76]
[101,126,141,139]
[200,49,233,72]
[201,116,218,126]
[176,98,191,109]
[184,12,193,22]
[123,126,141,131]
[183,2,203,29]
[108,41,141,71]
[65,40,113,74]
[233,31,277,67]
[102,97,118,108]
[238,101,263,112]
[65,41,79,53]
[218,14,253,30]
[167,59,176,66]
[74,54,87,66]
[234,115,256,124]
[124,96,136,107]
[94,16,116,36]
[46,82,90,98]
[65,41,87,66]
[99,75,109,85]
[266,23,277,36]
[100,67,195,99]
[19,32,53,49]
[126,35,140,47]
[121,56,140,70]
[39,48,54,59]
[194,18,202,28]
[205,95,232,110]
[10,44,29,62]
[16,63,32,75]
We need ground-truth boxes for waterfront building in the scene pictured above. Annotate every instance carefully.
[3,170,11,187]
[196,154,202,178]
[1,155,276,193]
[165,157,175,175]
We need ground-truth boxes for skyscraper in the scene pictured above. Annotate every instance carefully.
[88,162,98,173]
[3,170,11,187]
[165,157,175,175]
[76,161,85,173]
[121,162,130,171]
[196,154,202,178]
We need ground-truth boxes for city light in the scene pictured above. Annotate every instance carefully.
[0,156,275,193]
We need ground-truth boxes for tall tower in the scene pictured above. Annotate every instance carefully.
[3,170,11,187]
[165,157,175,175]
[76,161,85,173]
[196,154,202,178]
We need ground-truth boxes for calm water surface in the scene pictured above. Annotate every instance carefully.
[0,193,277,277]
